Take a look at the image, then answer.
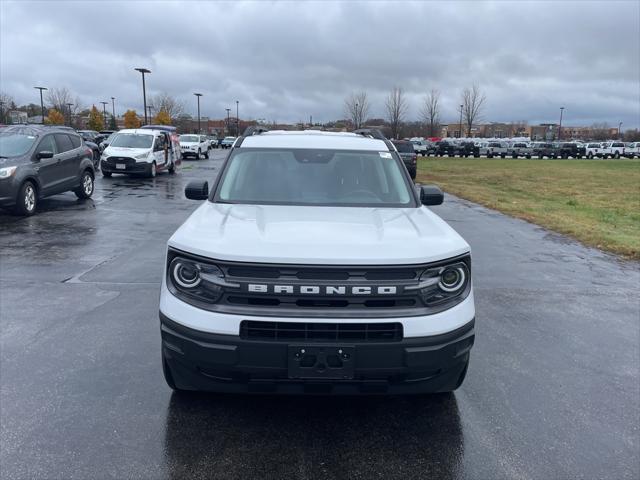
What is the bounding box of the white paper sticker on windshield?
[379,152,392,158]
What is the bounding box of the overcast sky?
[1,0,639,128]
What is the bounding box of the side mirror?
[36,151,54,160]
[185,180,209,200]
[420,185,444,206]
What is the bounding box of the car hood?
[104,146,150,156]
[169,203,470,265]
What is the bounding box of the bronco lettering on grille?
[247,284,398,295]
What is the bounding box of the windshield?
[109,133,153,149]
[0,133,38,157]
[393,142,415,153]
[180,135,200,143]
[216,148,414,207]
[223,137,236,142]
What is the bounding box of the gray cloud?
[1,0,639,128]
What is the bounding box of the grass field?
[416,157,640,259]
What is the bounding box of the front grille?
[240,320,403,342]
[166,249,471,318]
[106,156,135,166]
[218,262,421,313]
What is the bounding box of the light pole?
[111,96,116,124]
[618,122,623,140]
[147,106,153,123]
[34,86,47,124]
[458,104,463,138]
[225,108,231,135]
[236,100,239,136]
[194,93,203,134]
[66,103,73,127]
[0,101,5,124]
[134,67,151,124]
[558,106,564,141]
[355,102,359,129]
[100,101,108,129]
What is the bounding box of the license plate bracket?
[288,345,355,380]
[116,164,126,170]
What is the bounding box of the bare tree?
[149,92,184,120]
[461,85,486,137]
[46,87,74,112]
[344,91,370,129]
[420,89,440,137]
[0,92,15,123]
[590,122,611,141]
[385,86,408,139]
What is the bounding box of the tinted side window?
[393,142,414,153]
[54,133,73,153]
[36,135,58,154]
[68,134,81,149]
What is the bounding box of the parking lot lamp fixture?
[194,93,203,134]
[458,104,463,138]
[134,68,151,124]
[100,102,108,128]
[34,86,47,124]
[66,103,73,126]
[558,107,564,141]
[225,108,231,135]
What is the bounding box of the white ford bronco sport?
[159,128,475,394]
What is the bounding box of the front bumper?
[0,177,19,207]
[160,312,474,394]
[101,159,151,174]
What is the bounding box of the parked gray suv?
[0,125,95,216]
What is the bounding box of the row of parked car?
[0,123,231,216]
[409,138,639,159]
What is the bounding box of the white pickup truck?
[159,128,475,395]
[625,142,640,158]
[597,141,626,159]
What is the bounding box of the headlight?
[101,155,109,161]
[410,259,470,308]
[167,254,236,304]
[135,152,150,160]
[0,166,17,179]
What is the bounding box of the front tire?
[614,152,620,159]
[197,149,201,159]
[204,149,209,159]
[74,171,94,199]
[14,181,37,216]
[148,161,157,178]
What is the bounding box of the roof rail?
[353,128,395,151]
[242,126,269,137]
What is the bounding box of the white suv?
[159,128,475,394]
[179,134,209,159]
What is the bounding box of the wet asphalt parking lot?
[0,149,639,479]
